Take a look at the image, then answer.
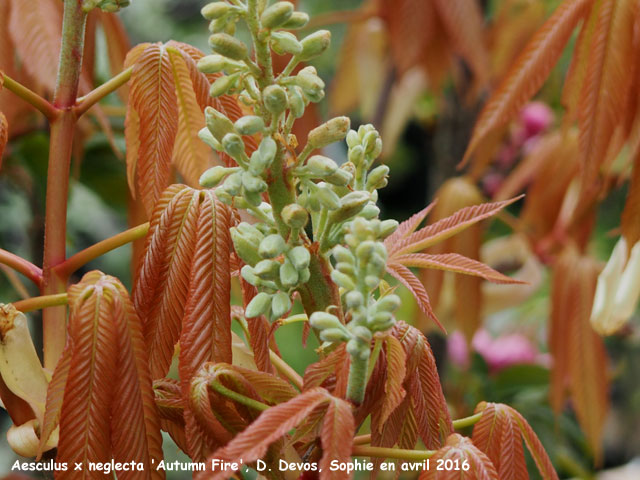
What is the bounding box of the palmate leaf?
[463,0,592,165]
[378,335,407,429]
[472,402,558,480]
[320,397,355,480]
[419,434,498,480]
[43,272,163,478]
[198,388,331,480]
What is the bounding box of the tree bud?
[209,73,239,97]
[198,54,228,74]
[205,106,236,142]
[364,275,380,289]
[332,245,355,264]
[331,270,356,290]
[271,31,303,55]
[366,165,390,190]
[309,311,343,330]
[271,291,292,319]
[336,262,355,276]
[306,155,339,177]
[296,68,325,100]
[254,259,280,281]
[298,30,331,61]
[379,219,398,239]
[232,229,262,267]
[199,127,222,150]
[243,189,262,207]
[263,85,289,115]
[325,169,352,187]
[330,191,370,223]
[348,145,365,166]
[376,294,400,313]
[222,133,245,158]
[320,328,351,343]
[234,116,265,135]
[222,171,243,196]
[288,86,306,118]
[287,246,311,271]
[346,291,364,309]
[369,312,394,332]
[259,234,287,259]
[201,2,231,20]
[281,11,309,29]
[360,203,380,219]
[261,1,294,29]
[316,185,341,210]
[307,117,350,149]
[246,292,272,318]
[351,325,373,342]
[258,136,278,165]
[209,33,248,60]
[282,204,309,229]
[346,130,359,148]
[240,171,267,193]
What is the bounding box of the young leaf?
[128,43,179,214]
[378,335,407,429]
[392,322,452,449]
[0,112,7,170]
[199,388,330,479]
[419,434,498,480]
[320,397,355,480]
[463,0,591,164]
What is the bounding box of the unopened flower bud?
[331,270,356,290]
[369,312,394,331]
[332,245,355,264]
[279,260,299,287]
[209,33,248,60]
[234,116,265,135]
[263,85,289,115]
[246,292,272,318]
[376,294,400,313]
[240,265,259,286]
[198,54,228,74]
[205,107,236,142]
[316,185,341,210]
[271,291,292,319]
[271,31,303,55]
[298,30,331,61]
[282,204,309,229]
[325,169,352,187]
[309,311,343,330]
[366,165,390,191]
[320,328,351,343]
[348,145,365,166]
[222,171,242,196]
[242,171,268,193]
[261,1,294,29]
[222,133,245,158]
[209,73,239,97]
[364,275,380,289]
[288,86,305,118]
[360,203,380,219]
[330,191,370,223]
[287,246,311,271]
[199,127,222,150]
[232,229,262,266]
[346,130,359,148]
[281,11,309,29]
[243,189,262,207]
[200,165,235,188]
[296,68,325,100]
[201,2,231,20]
[254,259,280,281]
[379,219,398,239]
[258,136,278,165]
[351,325,373,342]
[308,117,350,150]
[259,234,287,259]
[306,155,339,177]
[336,262,355,276]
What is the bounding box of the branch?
[55,222,150,277]
[74,66,133,117]
[452,412,483,430]
[12,294,68,314]
[0,249,43,286]
[209,381,270,412]
[269,350,303,390]
[1,74,58,120]
[352,445,436,461]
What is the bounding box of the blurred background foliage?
[2,0,640,478]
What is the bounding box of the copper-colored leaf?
[384,202,436,247]
[38,348,71,458]
[621,156,640,246]
[0,112,7,169]
[303,345,349,393]
[133,185,199,379]
[392,322,452,449]
[199,388,330,480]
[8,0,61,93]
[378,335,407,429]
[419,434,498,480]
[578,0,635,189]
[319,397,355,480]
[128,43,179,214]
[463,0,591,164]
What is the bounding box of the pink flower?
[520,101,554,138]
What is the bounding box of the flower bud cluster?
[231,222,311,321]
[83,0,129,12]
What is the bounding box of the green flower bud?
[201,2,231,20]
[200,165,236,188]
[371,138,383,158]
[360,203,380,219]
[209,73,239,97]
[271,291,292,319]
[331,270,356,290]
[199,127,222,150]
[332,245,355,264]
[261,1,294,29]
[366,165,390,191]
[320,328,351,343]
[296,68,325,100]
[249,151,269,175]
[240,265,260,286]
[282,204,309,229]
[242,171,268,193]
[243,189,263,207]
[234,116,265,135]
[281,11,309,29]
[325,169,353,187]
[351,325,373,342]
[330,191,370,223]
[364,275,380,289]
[346,291,364,309]
[306,155,339,177]
[215,190,232,204]
[308,117,350,150]
[279,259,299,288]
[222,133,245,158]
[288,86,305,118]
[93,0,129,13]
[271,31,303,55]
[379,219,398,239]
[299,266,311,284]
[259,234,287,259]
[254,259,280,281]
[376,294,401,313]
[316,185,341,210]
[336,262,355,276]
[346,130,359,148]
[369,312,394,331]
[246,292,272,318]
[223,171,243,196]
[287,246,311,271]
[205,107,236,142]
[348,145,365,166]
[355,241,376,262]
[197,54,228,74]
[258,136,278,165]
[298,30,331,61]
[363,130,380,154]
[263,85,288,116]
[209,33,248,60]
[309,311,343,330]
[232,227,263,265]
